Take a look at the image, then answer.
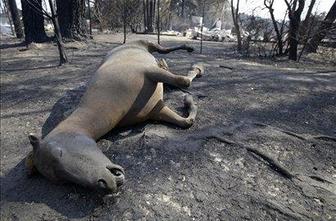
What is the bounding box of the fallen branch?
[219,65,234,70]
[260,199,303,220]
[245,146,294,179]
[254,122,336,143]
[208,135,294,179]
[254,122,306,140]
[313,135,336,142]
[207,135,236,145]
[309,175,333,184]
[281,130,306,140]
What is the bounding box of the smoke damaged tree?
[87,0,92,36]
[264,0,284,55]
[123,0,126,43]
[7,0,24,38]
[306,1,336,53]
[20,0,67,64]
[92,0,142,33]
[48,0,67,64]
[231,0,242,51]
[298,0,316,43]
[1,0,15,35]
[302,0,316,31]
[21,0,48,43]
[284,0,305,61]
[143,0,156,33]
[56,0,87,39]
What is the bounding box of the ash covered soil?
[1,34,336,220]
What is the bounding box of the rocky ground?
[1,34,335,220]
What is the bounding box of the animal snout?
[107,166,125,187]
[97,165,125,192]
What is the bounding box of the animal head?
[26,133,125,193]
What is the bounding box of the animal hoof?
[192,63,205,77]
[184,118,195,128]
[184,95,194,106]
[187,47,194,52]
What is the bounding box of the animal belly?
[117,82,163,127]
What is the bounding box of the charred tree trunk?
[48,0,67,65]
[143,0,155,33]
[285,0,305,61]
[306,1,336,53]
[2,0,15,35]
[300,0,316,42]
[181,0,185,18]
[302,0,316,27]
[123,0,126,44]
[93,0,104,32]
[200,0,205,53]
[231,0,242,51]
[56,0,87,39]
[7,0,24,38]
[264,0,283,55]
[157,0,160,44]
[149,0,154,32]
[143,0,147,31]
[21,0,48,44]
[87,0,92,36]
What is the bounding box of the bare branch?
[283,0,291,10]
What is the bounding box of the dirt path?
[1,34,335,220]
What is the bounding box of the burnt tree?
[7,0,24,38]
[143,0,156,33]
[284,0,305,61]
[157,0,160,44]
[48,0,67,64]
[87,0,92,36]
[2,0,15,35]
[56,0,87,39]
[306,1,336,53]
[21,0,48,43]
[302,0,316,28]
[264,0,284,55]
[123,0,126,43]
[299,0,316,42]
[231,0,242,51]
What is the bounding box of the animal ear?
[25,151,38,176]
[28,134,40,151]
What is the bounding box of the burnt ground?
[1,34,336,221]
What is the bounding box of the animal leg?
[150,95,197,128]
[147,41,194,54]
[146,63,204,88]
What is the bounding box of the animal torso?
[27,40,199,193]
[47,41,163,140]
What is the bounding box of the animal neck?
[45,131,96,147]
[47,107,115,141]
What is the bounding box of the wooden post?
[157,0,160,44]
